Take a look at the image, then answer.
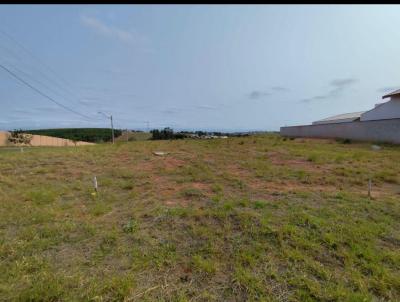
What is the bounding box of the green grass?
[0,134,400,301]
[115,131,152,142]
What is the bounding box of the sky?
[0,4,400,132]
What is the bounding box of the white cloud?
[81,15,153,52]
[81,15,133,43]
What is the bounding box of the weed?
[307,153,318,162]
[180,188,204,199]
[89,201,111,216]
[120,180,134,190]
[253,200,267,209]
[123,218,139,233]
[192,255,217,275]
[25,188,57,204]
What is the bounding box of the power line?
[0,58,100,122]
[0,29,83,102]
[0,42,84,107]
[0,30,154,128]
[0,62,95,121]
[0,30,147,128]
[0,31,103,120]
[1,58,82,107]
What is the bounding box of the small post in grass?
[368,178,372,198]
[93,176,98,192]
[20,147,24,153]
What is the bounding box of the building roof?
[313,111,365,124]
[382,88,400,99]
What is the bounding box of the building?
[312,111,366,125]
[280,89,400,144]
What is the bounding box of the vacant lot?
[1,134,400,301]
[116,131,152,142]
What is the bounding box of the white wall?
[0,131,94,147]
[361,97,400,121]
[280,119,400,144]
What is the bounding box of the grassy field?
[115,131,152,142]
[1,134,400,301]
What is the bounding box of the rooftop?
[382,88,400,99]
[313,111,365,124]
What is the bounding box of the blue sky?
[1,5,400,131]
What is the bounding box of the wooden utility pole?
[110,115,115,144]
[98,111,115,144]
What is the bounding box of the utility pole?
[98,111,115,144]
[110,115,115,144]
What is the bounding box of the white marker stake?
[93,176,98,192]
[20,147,23,153]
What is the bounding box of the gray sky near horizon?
[0,5,400,131]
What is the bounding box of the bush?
[8,129,33,145]
[150,128,187,140]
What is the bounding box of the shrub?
[8,129,33,145]
[122,218,139,233]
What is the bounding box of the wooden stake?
[93,176,98,192]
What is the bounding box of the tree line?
[23,128,122,143]
[150,127,250,140]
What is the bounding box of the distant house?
[312,111,366,125]
[361,89,400,122]
[280,89,400,144]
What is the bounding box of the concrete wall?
[0,131,9,146]
[280,118,400,144]
[0,131,94,147]
[361,97,400,121]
